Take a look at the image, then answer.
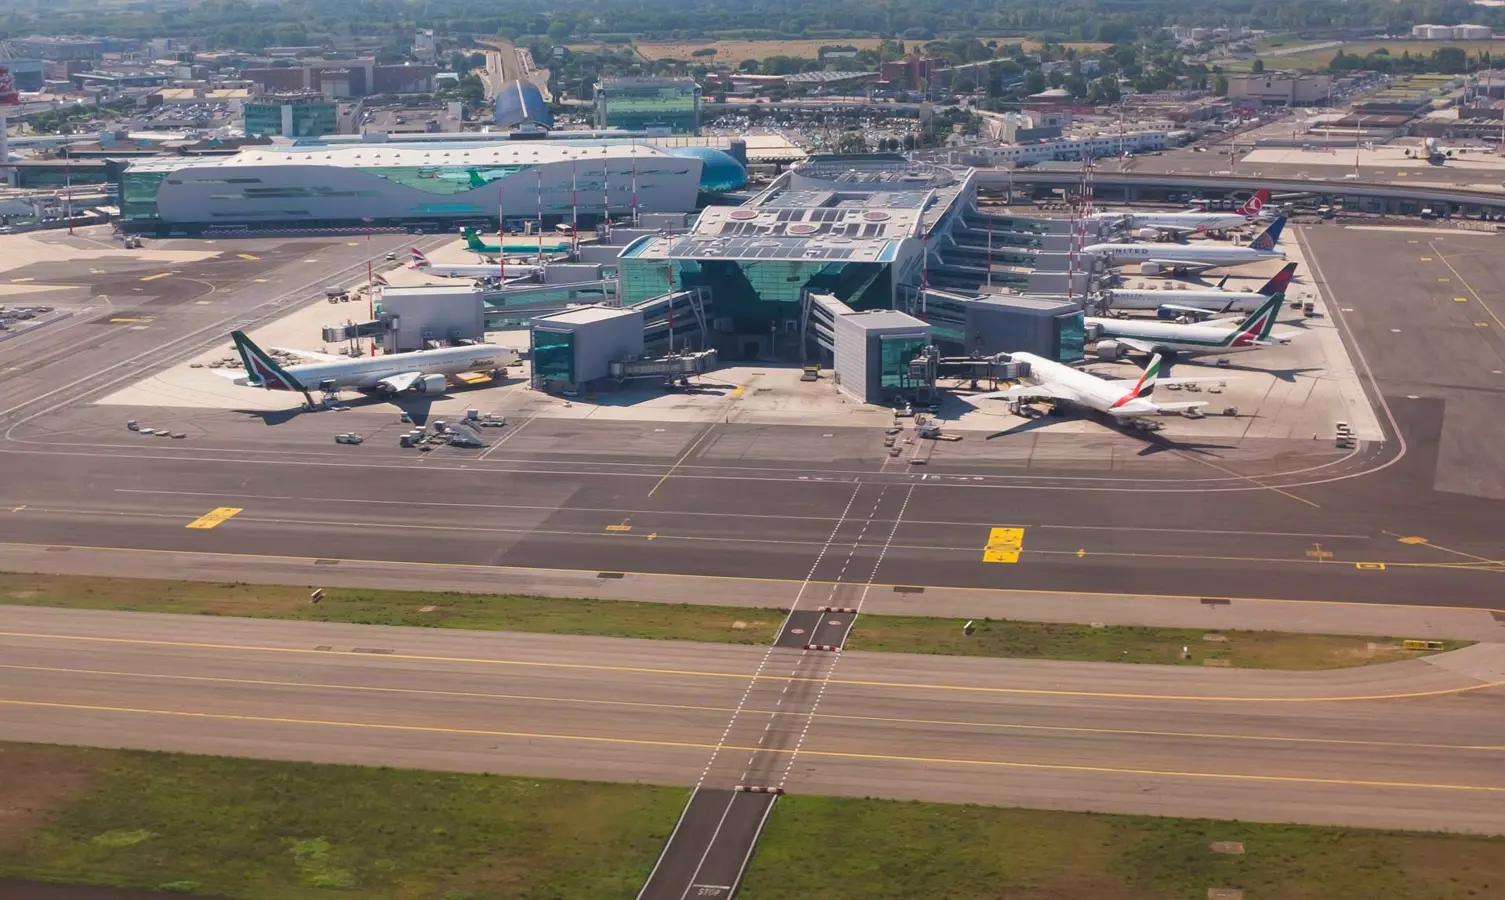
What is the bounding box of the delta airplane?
[1082,217,1287,276]
[1085,290,1299,361]
[1092,189,1271,239]
[973,352,1211,418]
[1098,262,1298,316]
[220,330,519,408]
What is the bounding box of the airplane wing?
[1150,224,1198,236]
[1107,336,1161,355]
[272,346,343,363]
[1157,304,1235,320]
[1144,259,1216,273]
[375,371,424,393]
[1108,401,1207,417]
[972,383,1078,404]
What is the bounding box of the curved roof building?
[667,147,747,192]
[495,80,553,130]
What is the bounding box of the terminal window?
[532,329,575,384]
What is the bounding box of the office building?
[595,77,701,134]
[243,92,338,138]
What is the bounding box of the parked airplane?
[461,227,570,256]
[221,330,519,408]
[1097,262,1298,316]
[1082,217,1286,275]
[1085,290,1298,361]
[1093,190,1271,239]
[409,248,544,279]
[1406,137,1462,165]
[973,352,1210,418]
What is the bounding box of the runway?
[3,607,1503,835]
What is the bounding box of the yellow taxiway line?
[1,697,1500,795]
[0,631,1499,704]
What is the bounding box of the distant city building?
[239,59,438,98]
[243,92,337,138]
[1226,73,1333,106]
[595,77,701,134]
[413,29,437,62]
[880,55,949,90]
[1412,24,1492,39]
[12,35,133,60]
[0,59,45,92]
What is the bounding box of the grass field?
[843,615,1463,669]
[6,744,1503,900]
[1238,39,1502,71]
[570,37,1110,64]
[0,742,682,899]
[741,795,1505,900]
[0,572,1464,670]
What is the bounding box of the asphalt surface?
[2,607,1501,836]
[0,226,1500,607]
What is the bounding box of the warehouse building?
[116,139,708,233]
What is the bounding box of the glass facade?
[531,329,576,384]
[619,257,890,332]
[879,335,928,391]
[1056,312,1085,363]
[243,98,337,138]
[596,81,701,134]
[120,170,169,223]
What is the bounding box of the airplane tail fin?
[461,227,487,251]
[1112,354,1164,408]
[1226,292,1284,347]
[1235,188,1270,218]
[409,247,430,267]
[1215,274,1229,289]
[1257,262,1298,297]
[1249,216,1286,251]
[231,330,307,394]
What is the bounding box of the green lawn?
[0,572,1465,670]
[1238,40,1502,71]
[741,795,1505,900]
[0,742,683,899]
[844,615,1465,669]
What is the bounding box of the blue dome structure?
[494,80,553,130]
[669,147,748,193]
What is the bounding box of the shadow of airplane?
[1186,362,1323,384]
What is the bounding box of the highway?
[2,607,1502,834]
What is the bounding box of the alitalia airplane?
[1085,290,1298,361]
[1098,262,1298,317]
[220,330,519,408]
[1083,216,1286,276]
[973,352,1213,418]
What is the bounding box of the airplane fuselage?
[235,345,516,392]
[1082,243,1285,269]
[1100,289,1272,312]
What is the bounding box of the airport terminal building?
[116,139,714,233]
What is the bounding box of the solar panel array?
[667,234,872,261]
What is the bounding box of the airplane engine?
[416,374,448,394]
[1139,262,1162,276]
[1095,340,1127,361]
[1136,227,1160,241]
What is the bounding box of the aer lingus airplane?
[408,248,542,279]
[1084,289,1298,361]
[973,352,1214,418]
[220,330,519,408]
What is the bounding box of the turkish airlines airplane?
[1091,190,1272,239]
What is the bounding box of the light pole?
[362,216,375,355]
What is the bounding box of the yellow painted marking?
[5,541,1502,618]
[1408,240,1419,244]
[1439,277,1451,283]
[1478,322,1491,328]
[1429,244,1505,334]
[139,272,171,281]
[1397,536,1429,545]
[10,277,35,283]
[347,242,360,246]
[108,317,144,324]
[237,253,260,261]
[1456,297,1468,303]
[185,507,243,529]
[11,506,24,512]
[729,385,746,398]
[253,278,268,283]
[4,629,1498,703]
[1356,562,1387,571]
[605,524,633,532]
[1305,543,1333,561]
[6,662,1502,755]
[1,697,1502,794]
[1420,256,1433,262]
[983,526,1024,563]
